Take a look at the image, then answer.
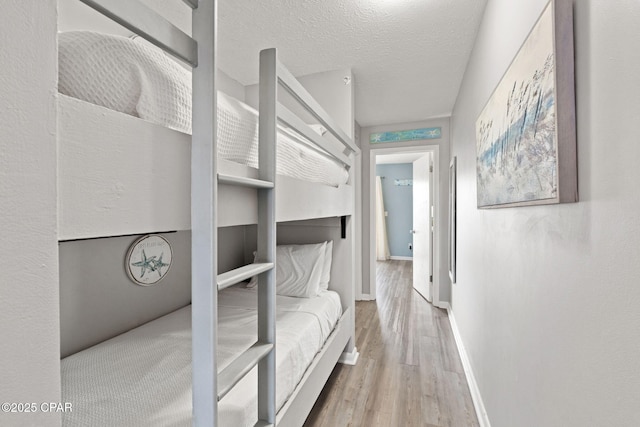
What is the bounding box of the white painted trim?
[338,347,359,365]
[354,153,364,306]
[370,145,440,306]
[435,301,450,311]
[447,308,491,427]
[389,256,413,261]
[357,294,374,301]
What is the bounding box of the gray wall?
[450,0,640,425]
[0,1,61,426]
[59,227,248,358]
[360,118,450,301]
[375,164,413,258]
[59,232,192,358]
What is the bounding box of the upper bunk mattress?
[61,287,342,427]
[58,31,349,187]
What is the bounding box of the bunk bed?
[57,0,359,426]
[57,30,355,240]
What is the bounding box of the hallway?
[304,260,479,427]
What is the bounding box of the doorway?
[369,146,440,305]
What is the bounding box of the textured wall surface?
[0,1,61,426]
[450,0,640,425]
[376,163,413,258]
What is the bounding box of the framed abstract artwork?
[475,0,577,208]
[370,127,441,144]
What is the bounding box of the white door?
[412,155,432,301]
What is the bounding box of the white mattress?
[58,31,349,187]
[61,287,342,427]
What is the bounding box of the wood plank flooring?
[304,260,479,427]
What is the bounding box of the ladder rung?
[218,342,274,401]
[218,173,274,189]
[217,263,274,290]
[254,421,274,427]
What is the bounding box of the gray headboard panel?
[59,231,192,358]
[60,227,249,358]
[243,217,354,315]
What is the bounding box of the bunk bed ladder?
[192,2,277,426]
[197,42,278,427]
[204,48,278,427]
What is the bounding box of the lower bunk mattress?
[61,287,342,426]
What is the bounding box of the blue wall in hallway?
[376,163,413,258]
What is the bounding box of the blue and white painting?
[370,127,441,144]
[476,3,557,207]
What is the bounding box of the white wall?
[450,0,640,425]
[0,2,61,426]
[360,118,450,301]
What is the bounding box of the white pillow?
[275,242,326,298]
[246,243,327,297]
[319,241,333,291]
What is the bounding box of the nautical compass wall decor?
[126,234,173,286]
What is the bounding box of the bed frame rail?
[77,0,197,65]
[277,103,352,167]
[275,59,360,159]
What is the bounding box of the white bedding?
[58,31,349,187]
[61,287,342,427]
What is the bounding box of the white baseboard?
[338,347,359,366]
[357,294,374,301]
[447,308,491,427]
[389,256,413,261]
[435,301,451,310]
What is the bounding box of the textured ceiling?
[218,0,487,127]
[59,0,487,127]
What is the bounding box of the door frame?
[412,152,433,302]
[369,145,440,306]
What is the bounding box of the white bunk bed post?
[257,48,278,425]
[190,0,218,425]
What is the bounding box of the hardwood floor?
[304,260,479,427]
